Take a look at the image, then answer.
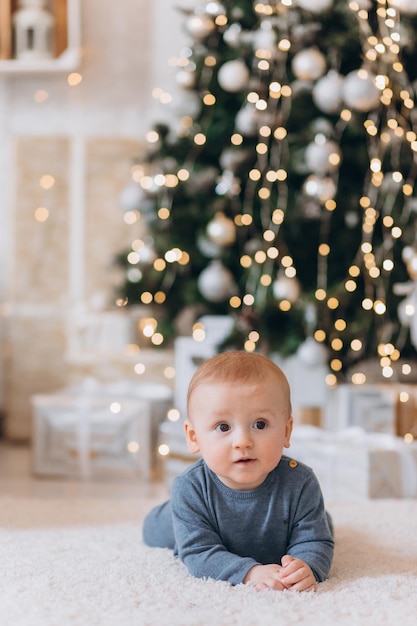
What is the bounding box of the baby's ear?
[184,421,200,454]
[284,416,293,448]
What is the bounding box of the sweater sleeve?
[171,474,258,585]
[286,470,334,582]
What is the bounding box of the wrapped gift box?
[31,378,173,479]
[31,388,155,479]
[290,426,417,501]
[324,383,417,437]
[324,384,396,434]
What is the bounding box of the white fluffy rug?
[1,496,417,626]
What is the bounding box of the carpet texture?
[1,496,416,626]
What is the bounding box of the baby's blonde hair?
[187,350,292,417]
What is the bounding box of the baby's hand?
[279,555,317,592]
[243,564,287,591]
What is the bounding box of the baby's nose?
[233,428,254,447]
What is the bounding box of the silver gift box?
[31,392,152,478]
[290,426,417,501]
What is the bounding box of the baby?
[143,350,334,591]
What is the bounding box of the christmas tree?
[116,0,417,383]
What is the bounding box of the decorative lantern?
[13,0,55,61]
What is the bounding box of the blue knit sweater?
[143,456,334,586]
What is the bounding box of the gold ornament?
[206,212,236,247]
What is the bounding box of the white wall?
[0,0,184,291]
[0,0,187,431]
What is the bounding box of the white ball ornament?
[235,105,258,136]
[297,337,328,366]
[312,71,344,114]
[272,275,301,303]
[305,139,342,174]
[217,59,250,93]
[295,0,333,12]
[185,14,216,41]
[197,260,235,302]
[291,48,327,81]
[206,212,236,247]
[342,70,380,112]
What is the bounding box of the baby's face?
[185,376,293,490]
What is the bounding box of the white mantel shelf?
[0,48,81,74]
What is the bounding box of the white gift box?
[290,426,417,501]
[84,379,173,478]
[32,378,173,479]
[31,384,160,479]
[324,384,396,434]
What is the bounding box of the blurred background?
[1,0,417,500]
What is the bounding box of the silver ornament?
[342,70,380,112]
[185,14,216,41]
[305,138,341,175]
[197,260,236,302]
[235,105,259,136]
[291,48,327,81]
[312,71,344,114]
[218,59,250,93]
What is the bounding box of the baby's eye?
[253,420,267,430]
[215,423,231,433]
